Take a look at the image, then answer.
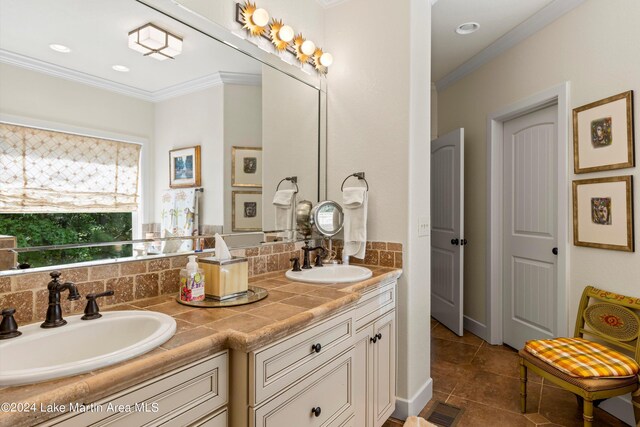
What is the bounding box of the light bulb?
[301,40,315,56]
[251,8,269,27]
[320,52,333,67]
[278,25,294,42]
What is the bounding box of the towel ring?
[276,176,299,193]
[340,172,369,192]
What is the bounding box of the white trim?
[486,82,570,345]
[0,49,261,102]
[599,394,635,426]
[391,378,433,419]
[435,0,584,91]
[463,315,488,341]
[0,114,148,145]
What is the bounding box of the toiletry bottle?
[179,255,205,302]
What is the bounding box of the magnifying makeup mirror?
[310,201,344,237]
[310,201,343,264]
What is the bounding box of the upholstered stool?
[403,416,437,427]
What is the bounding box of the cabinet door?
[352,326,374,427]
[373,311,395,427]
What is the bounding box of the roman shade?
[0,123,141,213]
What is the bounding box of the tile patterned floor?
[383,319,629,427]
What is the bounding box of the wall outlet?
[418,216,430,237]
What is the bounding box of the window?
[0,123,141,268]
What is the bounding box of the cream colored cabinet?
[230,279,398,427]
[353,282,397,427]
[43,351,229,427]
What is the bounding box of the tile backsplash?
[0,240,402,324]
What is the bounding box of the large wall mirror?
[0,0,326,272]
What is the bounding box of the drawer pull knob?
[311,343,322,353]
[311,407,322,417]
[370,336,377,344]
[376,332,382,341]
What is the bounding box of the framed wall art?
[573,175,634,252]
[232,146,262,187]
[169,145,201,188]
[573,91,634,173]
[232,190,262,231]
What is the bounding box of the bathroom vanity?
[0,268,400,427]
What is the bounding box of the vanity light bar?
[235,1,332,74]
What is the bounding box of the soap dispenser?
[179,255,205,302]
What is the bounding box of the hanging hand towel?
[342,187,368,259]
[273,189,296,232]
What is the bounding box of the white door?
[503,105,558,349]
[430,129,464,336]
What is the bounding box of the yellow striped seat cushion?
[525,337,639,378]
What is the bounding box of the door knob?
[311,407,322,417]
[311,343,322,353]
[460,239,468,246]
[451,238,459,245]
[552,247,558,255]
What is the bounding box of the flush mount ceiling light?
[455,22,480,35]
[112,65,130,72]
[240,1,269,37]
[128,23,183,61]
[49,44,71,53]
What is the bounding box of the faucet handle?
[290,257,301,272]
[0,308,21,339]
[314,248,326,267]
[49,271,61,280]
[82,290,115,320]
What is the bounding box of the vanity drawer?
[47,351,228,427]
[355,281,396,330]
[190,408,227,427]
[250,309,354,405]
[251,349,354,427]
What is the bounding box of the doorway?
[486,83,570,346]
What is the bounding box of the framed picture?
[232,190,262,231]
[232,146,262,187]
[573,176,634,252]
[573,91,634,173]
[169,145,201,188]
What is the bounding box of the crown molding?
[0,49,261,102]
[435,0,585,92]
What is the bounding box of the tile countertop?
[0,266,402,427]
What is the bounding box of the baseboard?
[391,378,433,419]
[599,394,635,426]
[463,315,488,341]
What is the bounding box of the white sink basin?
[0,311,176,386]
[285,265,373,284]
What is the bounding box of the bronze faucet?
[41,271,80,328]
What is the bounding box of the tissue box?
[199,256,248,300]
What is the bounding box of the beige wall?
[261,65,319,231]
[437,0,640,328]
[223,83,263,232]
[0,63,154,140]
[325,0,432,415]
[154,86,225,227]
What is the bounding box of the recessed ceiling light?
[49,44,71,53]
[455,22,480,35]
[112,65,130,73]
